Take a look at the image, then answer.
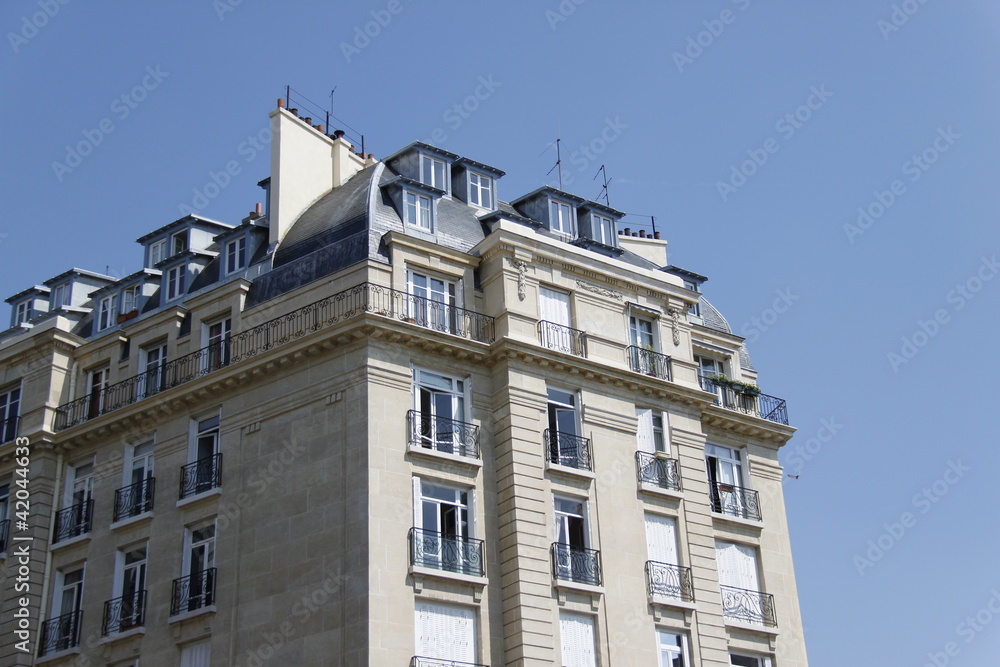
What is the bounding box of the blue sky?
[3,1,999,664]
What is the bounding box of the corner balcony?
[407,410,480,459]
[52,500,93,544]
[544,429,592,471]
[551,543,602,587]
[645,561,695,603]
[699,375,788,425]
[627,345,672,381]
[538,320,586,357]
[410,658,490,667]
[720,585,777,627]
[179,454,222,500]
[102,591,146,636]
[113,478,155,522]
[709,481,762,522]
[635,452,682,492]
[52,282,495,431]
[409,527,486,577]
[38,611,82,656]
[171,568,216,616]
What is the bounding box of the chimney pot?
[639,230,646,238]
[315,124,324,133]
[653,231,661,240]
[290,108,299,117]
[304,117,312,125]
[367,153,375,159]
[333,129,346,139]
[277,98,285,108]
[255,202,263,215]
[623,227,631,236]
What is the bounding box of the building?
[0,100,809,666]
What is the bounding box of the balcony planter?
[735,382,761,397]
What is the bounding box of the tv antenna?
[594,165,611,206]
[540,137,563,190]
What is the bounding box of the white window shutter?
[412,477,422,528]
[560,612,597,667]
[180,640,211,667]
[715,541,738,588]
[661,410,672,454]
[540,288,570,326]
[735,543,760,592]
[636,408,655,453]
[415,602,476,662]
[644,513,677,565]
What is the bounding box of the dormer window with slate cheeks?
[50,283,68,310]
[13,301,29,326]
[549,199,577,238]
[165,265,186,301]
[452,157,504,211]
[468,172,494,209]
[404,190,434,232]
[172,231,188,256]
[148,240,166,268]
[420,154,449,194]
[225,236,247,275]
[97,294,118,332]
[592,214,614,246]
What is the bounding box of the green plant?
[735,382,761,396]
[706,373,731,387]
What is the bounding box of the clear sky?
[3,1,1000,664]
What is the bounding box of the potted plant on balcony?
[735,381,761,397]
[706,373,732,389]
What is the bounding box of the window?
[43,566,84,654]
[172,231,188,256]
[646,514,690,601]
[404,191,433,231]
[87,367,109,419]
[553,495,599,585]
[1,385,20,443]
[107,544,147,633]
[181,416,220,498]
[122,285,139,314]
[645,514,678,567]
[468,171,493,208]
[176,522,216,614]
[149,240,166,266]
[412,369,468,455]
[696,355,726,393]
[559,612,597,667]
[420,154,448,190]
[407,271,457,333]
[593,214,614,245]
[706,444,759,519]
[51,284,67,309]
[14,301,29,325]
[414,601,477,664]
[550,199,576,236]
[731,654,772,667]
[547,387,588,468]
[115,441,154,521]
[636,408,668,454]
[684,281,701,317]
[225,237,247,274]
[180,640,212,667]
[98,294,118,331]
[139,343,168,398]
[539,287,575,354]
[716,540,769,626]
[630,313,656,349]
[205,318,231,370]
[166,266,186,301]
[657,630,689,667]
[0,484,9,551]
[412,478,480,574]
[57,461,94,540]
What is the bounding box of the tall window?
[180,640,212,667]
[645,514,678,567]
[404,191,433,231]
[172,231,188,256]
[657,630,689,667]
[185,416,221,497]
[414,601,477,664]
[140,343,168,398]
[122,285,139,314]
[407,271,457,333]
[226,237,247,274]
[468,172,493,208]
[547,387,582,467]
[206,318,232,370]
[47,566,84,651]
[716,541,767,625]
[593,214,614,245]
[87,367,109,419]
[64,461,94,525]
[1,385,20,443]
[413,369,467,454]
[420,154,448,190]
[550,200,576,236]
[51,284,67,309]
[180,522,216,612]
[111,544,147,632]
[684,280,701,317]
[116,441,154,520]
[559,612,597,667]
[98,294,118,331]
[166,266,186,301]
[539,287,574,353]
[636,408,668,454]
[14,301,29,325]
[706,443,755,518]
[149,240,166,267]
[412,478,476,574]
[696,355,726,392]
[553,495,598,584]
[0,484,9,551]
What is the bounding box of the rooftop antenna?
[593,164,611,206]
[543,137,563,190]
[326,86,337,136]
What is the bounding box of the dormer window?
[165,266,185,301]
[420,155,448,192]
[225,237,246,274]
[550,200,576,237]
[97,294,118,331]
[592,214,614,245]
[468,172,494,209]
[405,191,433,232]
[149,240,166,267]
[172,231,187,256]
[684,280,701,317]
[51,284,67,309]
[14,301,29,326]
[122,286,139,314]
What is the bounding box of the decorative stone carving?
[575,280,623,301]
[508,258,528,300]
[667,307,682,346]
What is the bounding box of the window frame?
[225,237,247,275]
[1,384,21,443]
[121,285,139,314]
[404,190,434,232]
[420,154,449,193]
[165,265,186,301]
[558,611,598,667]
[172,231,188,256]
[592,214,615,245]
[657,629,690,667]
[412,368,469,453]
[414,600,478,664]
[549,198,577,237]
[98,294,118,331]
[148,240,166,267]
[468,171,494,209]
[14,300,29,325]
[51,284,67,310]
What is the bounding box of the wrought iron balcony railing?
[171,568,217,615]
[0,518,9,553]
[410,658,490,667]
[645,560,695,602]
[551,542,602,586]
[635,452,682,492]
[408,527,486,577]
[709,481,762,522]
[53,282,496,431]
[1,415,19,443]
[720,584,777,627]
[179,453,222,499]
[102,590,146,635]
[407,410,480,459]
[544,429,592,471]
[538,320,586,357]
[53,499,93,544]
[699,376,788,425]
[627,346,672,381]
[113,477,155,522]
[38,610,82,656]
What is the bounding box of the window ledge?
[98,626,145,645]
[711,512,764,530]
[724,618,780,636]
[648,594,697,611]
[407,445,483,469]
[36,646,81,664]
[50,533,91,552]
[553,579,605,597]
[110,511,153,530]
[169,604,217,625]
[409,565,488,588]
[639,483,684,500]
[176,487,222,508]
[545,461,596,480]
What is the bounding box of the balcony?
[720,585,777,627]
[545,429,592,471]
[53,500,93,544]
[551,543,602,586]
[407,410,480,459]
[113,478,155,522]
[627,346,672,381]
[53,282,495,431]
[410,658,490,667]
[538,320,586,357]
[102,591,146,636]
[645,561,695,603]
[179,454,222,500]
[699,376,788,425]
[1,415,19,443]
[0,518,8,552]
[171,568,216,615]
[709,482,762,522]
[635,452,682,492]
[409,527,486,577]
[38,610,82,656]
